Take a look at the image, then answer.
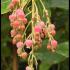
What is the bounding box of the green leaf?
[56,42,69,57]
[1,0,29,14]
[44,0,69,10]
[35,40,69,69]
[49,0,69,9]
[39,61,51,70]
[1,0,11,14]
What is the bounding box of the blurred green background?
[1,0,69,70]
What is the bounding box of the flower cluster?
[34,21,45,47]
[9,9,27,45]
[9,0,58,70]
[34,20,57,52]
[9,7,28,58]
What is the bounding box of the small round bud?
[12,38,17,45]
[47,44,51,50]
[10,29,17,37]
[18,25,25,31]
[14,34,22,41]
[51,40,57,48]
[8,2,14,9]
[20,52,28,59]
[12,0,20,4]
[22,18,27,24]
[39,21,45,28]
[16,9,25,18]
[25,40,33,47]
[34,25,41,33]
[12,20,20,28]
[9,13,16,22]
[48,24,55,30]
[51,30,56,36]
[16,41,24,48]
[17,48,22,55]
[26,66,32,70]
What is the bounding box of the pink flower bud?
[15,34,22,40]
[16,9,25,18]
[8,2,14,9]
[25,40,33,47]
[9,13,16,22]
[34,25,41,33]
[12,38,17,45]
[12,20,20,28]
[48,24,55,30]
[21,52,28,59]
[35,32,40,41]
[40,33,44,38]
[47,44,51,49]
[17,48,22,55]
[10,29,16,37]
[12,0,20,4]
[39,21,45,28]
[22,18,27,24]
[51,30,56,36]
[18,25,25,31]
[51,40,57,48]
[26,66,32,70]
[16,41,24,48]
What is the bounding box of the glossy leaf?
[1,0,11,14]
[35,40,69,70]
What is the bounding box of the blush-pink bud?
[51,40,57,48]
[12,0,20,4]
[12,20,20,28]
[16,9,25,18]
[16,41,24,48]
[15,34,22,40]
[39,21,45,28]
[51,30,56,36]
[17,48,22,55]
[12,38,17,45]
[22,18,27,24]
[26,66,32,70]
[10,29,16,37]
[34,25,41,33]
[18,25,25,31]
[9,13,16,22]
[47,44,51,49]
[48,24,55,30]
[8,2,14,9]
[25,40,33,47]
[40,33,44,38]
